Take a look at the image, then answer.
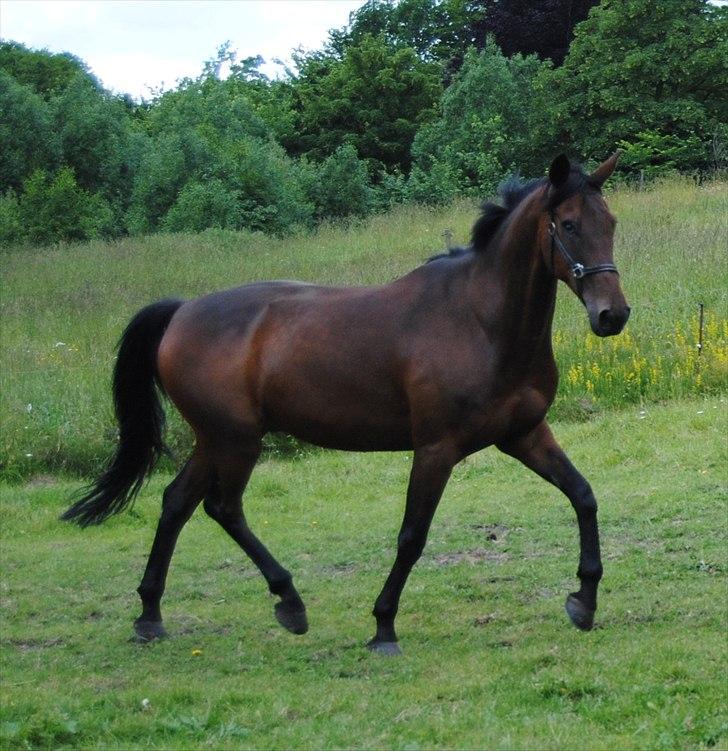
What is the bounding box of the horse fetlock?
[578,562,603,582]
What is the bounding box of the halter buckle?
[572,263,585,279]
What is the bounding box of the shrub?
[161,179,242,232]
[302,145,374,221]
[18,167,114,244]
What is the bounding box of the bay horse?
[64,154,630,655]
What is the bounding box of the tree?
[476,0,600,66]
[543,0,728,172]
[410,41,549,196]
[0,41,95,99]
[0,70,59,192]
[52,73,136,226]
[291,34,442,175]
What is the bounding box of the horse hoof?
[133,620,167,642]
[565,594,595,631]
[367,639,402,656]
[274,602,308,635]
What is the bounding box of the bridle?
[548,213,619,280]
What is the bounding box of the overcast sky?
[0,0,366,100]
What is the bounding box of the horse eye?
[562,220,577,234]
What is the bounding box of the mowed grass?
[1,177,726,479]
[1,398,726,750]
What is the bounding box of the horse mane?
[426,163,597,262]
[471,175,544,252]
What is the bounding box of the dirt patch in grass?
[431,548,510,566]
[7,637,66,651]
[470,523,510,542]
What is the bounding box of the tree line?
[0,0,725,246]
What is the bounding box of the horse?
[64,154,630,655]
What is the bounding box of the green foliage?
[2,2,726,247]
[227,137,314,234]
[0,69,58,191]
[126,132,207,234]
[404,159,460,205]
[292,33,442,174]
[53,73,136,229]
[302,145,374,221]
[0,40,93,99]
[161,179,241,233]
[617,130,710,177]
[543,0,728,172]
[411,41,549,196]
[0,191,24,246]
[18,167,114,244]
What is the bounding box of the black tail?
[62,299,184,527]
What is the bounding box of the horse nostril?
[598,309,615,329]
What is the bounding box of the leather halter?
[548,216,619,280]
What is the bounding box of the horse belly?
[263,378,412,451]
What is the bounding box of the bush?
[19,167,114,244]
[0,190,24,246]
[302,145,374,221]
[404,160,460,206]
[161,179,242,232]
[618,130,715,178]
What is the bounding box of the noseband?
[548,216,619,280]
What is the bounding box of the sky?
[0,0,366,100]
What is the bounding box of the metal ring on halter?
[548,220,619,280]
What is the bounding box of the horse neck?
[470,198,557,354]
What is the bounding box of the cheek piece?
[548,216,619,280]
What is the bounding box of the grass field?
[1,398,726,750]
[1,178,727,749]
[1,177,726,480]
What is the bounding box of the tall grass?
[1,177,726,480]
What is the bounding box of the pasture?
[0,177,726,749]
[1,399,726,749]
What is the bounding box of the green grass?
[1,398,727,750]
[1,177,726,480]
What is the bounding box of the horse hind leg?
[203,445,308,635]
[134,451,212,641]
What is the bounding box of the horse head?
[545,153,631,337]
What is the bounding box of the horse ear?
[590,151,620,188]
[548,154,571,188]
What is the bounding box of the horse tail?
[62,298,184,527]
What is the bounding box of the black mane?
[428,164,597,262]
[471,175,544,252]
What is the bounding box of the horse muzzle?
[588,303,631,337]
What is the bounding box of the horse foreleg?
[134,452,211,641]
[498,420,603,630]
[369,443,456,655]
[203,447,308,636]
